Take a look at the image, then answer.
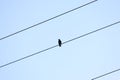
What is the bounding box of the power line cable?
[0,0,97,41]
[0,21,120,69]
[91,68,120,80]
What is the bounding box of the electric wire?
[0,0,97,41]
[0,21,120,69]
[91,68,120,80]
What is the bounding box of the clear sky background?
[0,0,120,80]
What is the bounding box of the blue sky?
[0,0,120,80]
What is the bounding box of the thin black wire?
[0,0,97,41]
[63,21,120,44]
[0,45,58,68]
[0,21,120,69]
[91,68,120,80]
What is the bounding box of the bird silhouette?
[58,39,62,47]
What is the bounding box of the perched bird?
[58,39,62,47]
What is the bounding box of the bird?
[58,39,62,47]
